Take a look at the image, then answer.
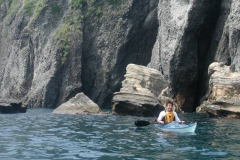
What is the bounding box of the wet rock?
[112,64,167,117]
[0,99,27,114]
[53,93,100,115]
[196,62,240,118]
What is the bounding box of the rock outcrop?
[0,0,240,117]
[112,64,167,116]
[148,0,222,111]
[0,99,27,113]
[81,0,159,108]
[196,62,240,118]
[0,0,158,109]
[0,0,83,108]
[211,0,240,73]
[53,92,100,114]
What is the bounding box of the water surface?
[0,109,239,159]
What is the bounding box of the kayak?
[155,121,197,133]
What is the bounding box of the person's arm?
[157,111,165,124]
[173,112,185,124]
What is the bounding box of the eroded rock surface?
[197,62,240,118]
[148,0,222,111]
[0,0,158,109]
[112,64,167,116]
[0,99,27,113]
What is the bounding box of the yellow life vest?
[165,112,175,123]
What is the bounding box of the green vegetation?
[86,0,101,17]
[69,14,82,26]
[55,1,83,65]
[23,0,35,16]
[51,4,60,13]
[86,0,125,18]
[0,0,6,5]
[5,0,18,20]
[4,0,45,21]
[34,0,45,18]
[95,6,101,16]
[107,0,123,6]
[71,0,82,9]
[55,24,71,64]
[23,0,44,18]
[103,69,110,83]
[4,28,8,38]
[54,15,82,64]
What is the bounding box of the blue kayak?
[156,121,197,133]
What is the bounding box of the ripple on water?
[201,151,228,156]
[0,109,237,159]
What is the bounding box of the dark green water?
[0,109,239,160]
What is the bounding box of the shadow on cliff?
[81,0,159,109]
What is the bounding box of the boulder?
[197,62,240,118]
[112,64,168,117]
[53,93,100,115]
[0,99,27,114]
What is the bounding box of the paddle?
[134,120,153,127]
[134,120,185,127]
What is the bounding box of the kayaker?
[156,101,185,124]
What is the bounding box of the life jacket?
[164,112,175,123]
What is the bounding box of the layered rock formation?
[197,62,240,118]
[53,92,100,114]
[112,64,167,116]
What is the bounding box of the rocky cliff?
[0,0,158,108]
[0,0,240,115]
[0,0,83,108]
[148,0,240,113]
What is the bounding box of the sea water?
[0,109,238,159]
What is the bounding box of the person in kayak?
[157,101,185,124]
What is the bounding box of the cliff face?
[148,0,222,111]
[81,0,159,108]
[0,0,83,107]
[0,0,239,112]
[0,0,158,108]
[148,0,240,112]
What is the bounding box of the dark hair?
[166,100,173,106]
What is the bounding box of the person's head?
[165,101,173,112]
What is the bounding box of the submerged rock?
[197,62,240,118]
[53,93,100,115]
[112,64,167,117]
[0,99,27,114]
